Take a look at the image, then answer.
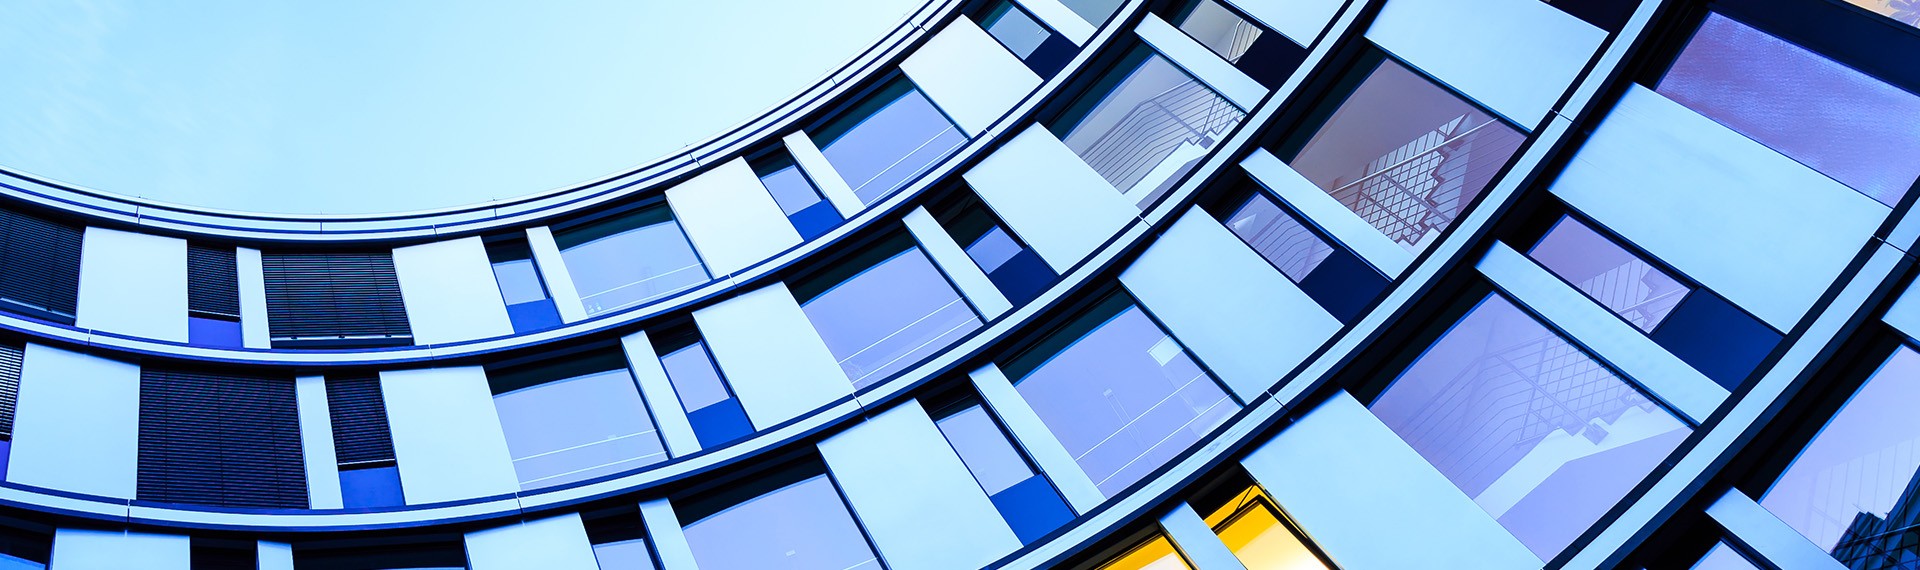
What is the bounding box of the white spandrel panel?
[1135,15,1266,110]
[963,125,1137,271]
[1366,0,1605,124]
[1241,392,1538,569]
[466,513,601,570]
[76,227,187,342]
[295,375,344,509]
[667,158,803,277]
[380,367,520,504]
[392,236,514,345]
[1551,87,1886,330]
[1120,208,1339,400]
[902,19,1043,135]
[693,283,851,429]
[1013,0,1096,44]
[237,247,271,349]
[819,401,1021,570]
[1226,0,1345,46]
[51,529,190,570]
[9,344,140,499]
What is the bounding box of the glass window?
[1527,216,1691,333]
[1005,294,1239,496]
[1051,48,1245,203]
[653,330,754,449]
[1691,542,1763,570]
[1369,294,1691,559]
[981,1,1052,60]
[1173,0,1263,63]
[1092,534,1193,570]
[680,460,881,570]
[1223,193,1335,283]
[339,465,404,508]
[1059,0,1127,27]
[1283,57,1524,252]
[1759,346,1920,566]
[555,205,709,315]
[795,235,984,389]
[931,190,1057,306]
[931,393,1075,543]
[488,352,668,490]
[585,507,657,570]
[811,78,968,206]
[1193,483,1328,570]
[487,238,564,333]
[1657,13,1920,207]
[1844,0,1920,28]
[752,151,842,240]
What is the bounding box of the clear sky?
[0,0,922,214]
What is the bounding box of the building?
[0,0,1911,568]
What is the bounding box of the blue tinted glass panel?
[786,201,843,241]
[339,465,404,509]
[1370,294,1690,559]
[685,400,754,449]
[0,555,37,570]
[492,257,550,306]
[815,81,967,205]
[1055,51,1244,198]
[187,316,243,348]
[593,538,657,570]
[505,300,564,334]
[1224,194,1333,282]
[1658,13,1920,207]
[1175,0,1264,63]
[759,160,827,216]
[935,404,1034,495]
[991,475,1075,544]
[493,369,667,489]
[661,342,731,411]
[1527,216,1690,333]
[1761,347,1920,565]
[981,2,1050,60]
[965,227,1025,274]
[683,474,880,570]
[557,209,709,315]
[1013,303,1237,495]
[803,247,983,389]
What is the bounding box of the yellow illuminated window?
[1095,534,1194,570]
[1198,485,1331,570]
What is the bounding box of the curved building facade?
[0,0,1915,568]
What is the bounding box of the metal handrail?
[1072,79,1242,192]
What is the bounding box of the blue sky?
[0,0,921,214]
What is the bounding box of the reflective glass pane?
[1176,0,1263,63]
[803,246,983,389]
[1691,543,1763,570]
[1286,58,1523,252]
[1013,301,1238,495]
[935,404,1034,495]
[1370,294,1690,558]
[557,209,709,315]
[1224,194,1334,282]
[1197,486,1327,570]
[683,474,880,570]
[592,538,657,570]
[1060,0,1127,26]
[1527,216,1690,333]
[756,156,826,216]
[0,556,37,570]
[1056,50,1245,199]
[1761,347,1920,565]
[493,369,667,489]
[982,2,1051,60]
[815,80,967,205]
[491,258,549,306]
[1096,535,1193,570]
[661,342,731,412]
[966,226,1025,274]
[1658,14,1920,207]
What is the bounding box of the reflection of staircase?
[1326,117,1523,252]
[1077,79,1243,195]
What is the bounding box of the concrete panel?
[963,125,1137,271]
[784,132,867,218]
[77,227,187,342]
[1367,0,1605,124]
[381,367,519,504]
[903,19,1044,135]
[51,529,189,570]
[667,159,804,277]
[9,344,141,499]
[528,227,588,323]
[1013,0,1097,44]
[693,283,850,429]
[392,237,514,345]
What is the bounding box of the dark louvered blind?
[325,373,395,467]
[138,366,307,509]
[187,244,240,319]
[0,343,21,441]
[0,210,81,320]
[262,252,411,347]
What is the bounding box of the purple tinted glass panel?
[491,257,549,306]
[935,403,1035,495]
[1224,194,1334,282]
[802,247,982,389]
[1014,306,1237,496]
[759,162,826,217]
[1526,216,1691,333]
[493,369,668,489]
[1370,294,1690,559]
[818,87,967,206]
[682,475,880,570]
[1760,347,1920,563]
[1287,59,1524,252]
[1843,1,1920,28]
[660,342,732,412]
[1058,53,1243,196]
[965,227,1025,274]
[1658,14,1920,207]
[1691,543,1762,570]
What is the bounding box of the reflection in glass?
[1174,0,1263,63]
[1369,294,1690,558]
[1059,0,1127,27]
[682,466,880,570]
[1658,13,1920,207]
[1691,542,1763,570]
[487,239,563,333]
[1761,347,1920,567]
[753,151,843,240]
[1196,485,1327,570]
[489,355,668,490]
[1224,193,1334,282]
[556,206,709,315]
[658,338,754,448]
[1052,48,1244,204]
[932,190,1057,305]
[1095,534,1193,570]
[1527,216,1691,333]
[799,238,983,389]
[813,78,968,206]
[1843,0,1920,28]
[933,396,1075,543]
[1008,296,1238,496]
[982,1,1051,60]
[1285,58,1523,253]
